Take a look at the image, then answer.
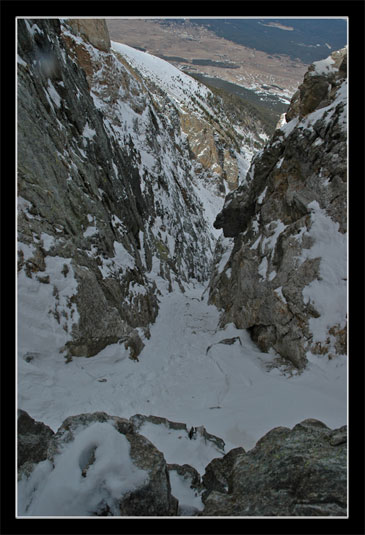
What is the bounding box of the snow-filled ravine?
[17,272,347,515]
[18,278,347,455]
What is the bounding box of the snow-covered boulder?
[18,411,178,516]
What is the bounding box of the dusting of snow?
[280,117,299,137]
[274,286,287,303]
[83,226,98,238]
[258,256,268,278]
[257,186,268,204]
[111,41,211,115]
[302,79,347,132]
[136,420,223,475]
[24,20,44,36]
[262,220,287,254]
[40,233,56,251]
[98,241,135,279]
[276,157,284,169]
[169,470,204,514]
[250,235,261,250]
[17,252,79,356]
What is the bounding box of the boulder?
[19,412,178,516]
[17,412,347,517]
[200,419,347,516]
[286,47,347,121]
[201,446,245,500]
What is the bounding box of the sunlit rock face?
[179,111,239,190]
[68,19,111,52]
[209,49,347,369]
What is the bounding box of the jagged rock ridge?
[209,48,347,369]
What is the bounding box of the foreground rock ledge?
[18,411,347,516]
[200,418,347,516]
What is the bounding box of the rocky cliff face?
[209,48,347,369]
[17,19,264,362]
[18,19,154,360]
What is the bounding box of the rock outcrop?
[179,105,242,190]
[209,48,347,368]
[18,411,347,517]
[286,47,347,122]
[18,409,55,474]
[68,19,111,52]
[200,418,347,516]
[18,411,178,516]
[130,413,226,452]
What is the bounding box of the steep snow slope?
[110,41,265,188]
[111,41,212,108]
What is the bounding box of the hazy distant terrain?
[106,18,307,102]
[170,19,347,63]
[107,18,346,95]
